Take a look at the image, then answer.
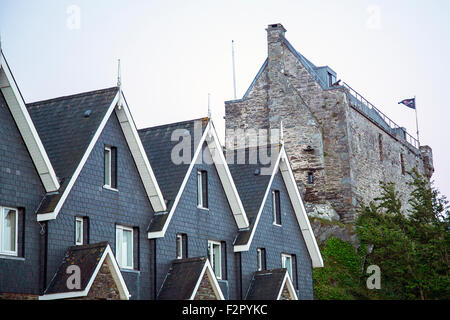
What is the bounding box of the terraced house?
[0,49,322,300]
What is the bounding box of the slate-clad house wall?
[44,111,155,300]
[240,169,313,300]
[154,143,240,300]
[0,92,45,297]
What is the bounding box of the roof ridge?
[138,117,209,132]
[26,86,118,107]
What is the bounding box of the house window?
[176,233,188,259]
[75,217,83,245]
[257,248,266,271]
[116,225,133,269]
[282,253,293,280]
[197,170,208,209]
[272,190,281,226]
[328,72,336,87]
[104,146,117,189]
[207,240,222,279]
[400,153,405,175]
[307,172,314,184]
[0,207,18,256]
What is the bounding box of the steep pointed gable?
[28,88,166,221]
[0,51,59,192]
[246,269,298,300]
[141,118,249,238]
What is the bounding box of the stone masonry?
[194,273,219,300]
[225,24,434,223]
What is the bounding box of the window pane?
[104,148,111,185]
[213,243,221,278]
[116,228,122,266]
[197,172,202,206]
[3,208,16,252]
[123,229,133,268]
[284,256,292,280]
[75,219,82,244]
[176,235,182,259]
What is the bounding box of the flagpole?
[414,95,420,147]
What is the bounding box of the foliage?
[356,169,450,300]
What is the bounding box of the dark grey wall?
[44,112,154,300]
[0,92,45,295]
[240,169,314,300]
[155,143,240,299]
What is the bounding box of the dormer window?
[104,146,117,189]
[197,170,208,209]
[328,72,336,87]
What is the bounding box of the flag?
[398,98,416,109]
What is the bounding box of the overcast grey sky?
[1,0,449,201]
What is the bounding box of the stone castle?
[225,23,434,223]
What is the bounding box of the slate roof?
[26,87,119,214]
[139,118,209,232]
[245,268,288,300]
[157,256,208,300]
[227,145,280,246]
[44,242,109,295]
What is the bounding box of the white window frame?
[0,206,18,256]
[197,171,203,207]
[116,225,134,270]
[104,146,112,188]
[282,253,293,280]
[257,248,264,271]
[75,217,83,246]
[272,190,281,226]
[207,240,222,280]
[176,234,183,259]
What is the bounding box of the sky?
[1,0,449,201]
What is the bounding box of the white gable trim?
[39,244,130,300]
[148,120,249,239]
[114,91,167,212]
[189,258,225,300]
[37,90,167,222]
[233,146,323,268]
[276,270,298,300]
[0,52,60,192]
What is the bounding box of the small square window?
[116,225,133,269]
[0,207,18,256]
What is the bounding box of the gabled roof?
[157,256,224,300]
[229,145,323,268]
[40,242,130,300]
[0,51,60,192]
[29,88,166,221]
[141,118,249,238]
[245,268,298,300]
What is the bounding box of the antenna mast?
[208,93,211,119]
[232,40,237,99]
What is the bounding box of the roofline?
[276,270,298,300]
[148,120,249,239]
[189,258,225,300]
[37,89,168,221]
[138,117,209,132]
[39,244,130,300]
[26,87,118,107]
[233,145,323,268]
[0,51,60,192]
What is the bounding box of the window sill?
[103,185,118,192]
[272,222,282,227]
[197,206,209,211]
[0,254,24,261]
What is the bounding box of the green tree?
[356,169,450,300]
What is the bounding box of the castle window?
[257,248,267,271]
[307,172,314,184]
[272,190,281,226]
[197,170,208,209]
[0,207,18,256]
[378,134,383,161]
[400,153,405,175]
[104,146,117,189]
